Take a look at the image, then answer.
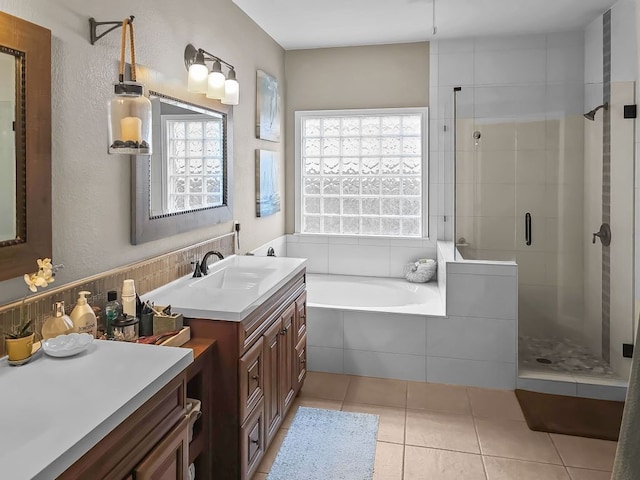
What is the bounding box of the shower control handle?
[592,223,611,246]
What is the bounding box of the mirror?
[0,12,51,281]
[0,50,18,243]
[132,88,233,244]
[149,94,226,217]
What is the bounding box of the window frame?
[294,107,429,238]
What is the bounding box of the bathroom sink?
[189,266,277,290]
[142,255,306,321]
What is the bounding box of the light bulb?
[187,63,208,94]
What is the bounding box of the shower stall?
[448,80,635,387]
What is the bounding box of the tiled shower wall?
[0,233,235,357]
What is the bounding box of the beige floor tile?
[372,441,404,480]
[281,397,343,429]
[467,387,525,421]
[404,445,486,480]
[344,376,408,408]
[475,418,562,464]
[406,410,480,454]
[342,402,406,444]
[299,371,351,401]
[407,381,471,415]
[566,467,612,480]
[256,428,288,474]
[483,456,570,480]
[251,474,268,480]
[550,434,617,472]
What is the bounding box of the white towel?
[611,323,640,479]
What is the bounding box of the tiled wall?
[0,233,235,357]
[584,0,637,379]
[285,234,437,278]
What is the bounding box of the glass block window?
[165,117,224,211]
[296,109,427,237]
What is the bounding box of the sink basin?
[189,266,277,290]
[142,255,306,321]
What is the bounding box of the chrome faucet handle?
[191,261,202,278]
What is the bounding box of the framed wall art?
[256,69,280,142]
[255,150,281,217]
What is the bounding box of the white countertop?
[143,255,306,321]
[0,340,193,480]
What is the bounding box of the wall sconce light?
[89,16,152,156]
[184,44,239,106]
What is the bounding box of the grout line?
[548,433,566,467]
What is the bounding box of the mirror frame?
[130,67,233,244]
[0,12,52,281]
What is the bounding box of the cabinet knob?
[252,374,259,381]
[280,328,287,336]
[301,359,306,364]
[251,438,260,445]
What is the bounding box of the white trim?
[294,107,430,238]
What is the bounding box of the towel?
[611,320,640,479]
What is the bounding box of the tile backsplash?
[0,233,235,357]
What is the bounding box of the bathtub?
[306,273,444,316]
[304,273,445,382]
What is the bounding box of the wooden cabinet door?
[263,318,283,444]
[294,291,307,345]
[240,397,265,480]
[294,334,307,390]
[239,336,264,424]
[279,304,296,415]
[134,416,189,480]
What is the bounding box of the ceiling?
[232,0,618,50]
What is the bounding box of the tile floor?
[252,372,617,480]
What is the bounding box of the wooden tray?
[159,327,191,347]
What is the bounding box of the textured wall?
[283,42,430,233]
[0,0,285,305]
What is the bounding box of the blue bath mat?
[267,407,379,480]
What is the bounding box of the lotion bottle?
[70,291,98,337]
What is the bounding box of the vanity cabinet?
[187,269,307,480]
[59,371,189,480]
[59,339,215,480]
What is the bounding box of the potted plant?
[2,258,61,362]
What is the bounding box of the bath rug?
[267,407,379,480]
[516,389,624,441]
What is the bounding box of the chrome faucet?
[267,247,276,257]
[199,250,224,275]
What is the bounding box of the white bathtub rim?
[306,273,446,317]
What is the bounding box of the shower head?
[584,103,609,121]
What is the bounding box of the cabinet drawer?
[294,291,307,345]
[134,415,189,480]
[239,336,264,423]
[295,334,307,390]
[240,398,265,480]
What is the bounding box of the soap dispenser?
[70,291,98,337]
[42,301,76,340]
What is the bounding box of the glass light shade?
[187,63,209,94]
[108,82,152,156]
[206,70,226,100]
[221,70,239,106]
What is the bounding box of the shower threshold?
[518,336,627,401]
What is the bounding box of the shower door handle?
[525,213,532,246]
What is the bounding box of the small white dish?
[42,333,93,358]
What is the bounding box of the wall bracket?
[89,16,134,45]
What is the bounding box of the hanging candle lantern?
[108,18,152,155]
